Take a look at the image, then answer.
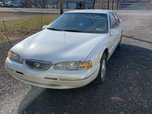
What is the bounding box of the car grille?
[25,59,52,71]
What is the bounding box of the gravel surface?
[0,11,152,114]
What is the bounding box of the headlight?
[54,61,93,70]
[8,51,23,64]
[25,59,52,71]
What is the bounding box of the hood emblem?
[34,62,41,68]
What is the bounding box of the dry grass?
[0,12,10,17]
[0,14,58,41]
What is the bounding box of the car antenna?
[1,18,13,48]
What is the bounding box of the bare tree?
[24,0,34,7]
[38,0,48,8]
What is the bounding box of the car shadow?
[123,35,152,44]
[18,44,152,114]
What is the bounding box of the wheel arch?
[101,48,109,62]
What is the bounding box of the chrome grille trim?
[25,59,52,71]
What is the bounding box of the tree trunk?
[60,0,64,14]
[117,0,119,10]
[107,0,110,9]
[92,0,96,9]
[112,0,114,10]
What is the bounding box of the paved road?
[0,11,152,114]
[0,7,152,14]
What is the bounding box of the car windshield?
[47,13,108,34]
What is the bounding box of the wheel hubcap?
[101,59,106,80]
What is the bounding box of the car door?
[108,12,121,54]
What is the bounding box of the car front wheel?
[93,53,107,85]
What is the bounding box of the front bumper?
[5,58,100,89]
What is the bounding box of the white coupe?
[5,10,122,89]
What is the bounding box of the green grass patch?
[0,14,58,41]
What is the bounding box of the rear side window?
[113,13,121,25]
[110,13,119,29]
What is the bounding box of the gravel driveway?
[0,11,152,114]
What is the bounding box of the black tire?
[93,53,107,85]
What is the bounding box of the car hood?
[11,29,106,63]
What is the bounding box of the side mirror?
[110,28,118,36]
[42,25,47,30]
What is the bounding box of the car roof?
[65,9,113,14]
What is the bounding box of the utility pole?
[60,0,64,14]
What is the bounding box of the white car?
[0,2,4,7]
[5,10,122,89]
[5,1,22,7]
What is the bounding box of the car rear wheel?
[93,53,107,85]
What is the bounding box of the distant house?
[119,0,150,10]
[94,0,151,10]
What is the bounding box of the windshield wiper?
[47,28,63,31]
[63,29,83,32]
[47,28,83,33]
